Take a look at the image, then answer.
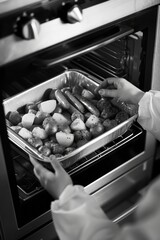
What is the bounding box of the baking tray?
[3,70,137,169]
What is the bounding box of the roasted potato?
[74,130,83,142]
[62,111,72,124]
[90,122,105,138]
[71,111,85,122]
[84,112,92,120]
[44,121,58,135]
[10,125,22,133]
[42,116,55,128]
[8,111,22,125]
[76,139,89,148]
[38,145,51,157]
[54,104,63,114]
[51,143,65,154]
[111,98,138,116]
[52,112,70,125]
[28,109,37,115]
[115,111,129,123]
[18,127,32,139]
[56,131,74,147]
[21,113,35,129]
[81,129,92,141]
[38,99,57,114]
[103,119,117,130]
[25,102,39,113]
[74,129,91,142]
[97,98,111,111]
[58,123,71,134]
[85,114,100,128]
[82,89,95,99]
[101,105,119,119]
[32,126,48,139]
[70,118,86,131]
[43,140,53,149]
[34,111,50,125]
[28,137,43,148]
[64,147,76,155]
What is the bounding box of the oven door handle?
[113,203,138,224]
[33,25,134,68]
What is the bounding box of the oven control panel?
[0,0,109,39]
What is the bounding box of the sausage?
[75,94,100,117]
[68,104,82,115]
[55,89,71,109]
[64,90,85,113]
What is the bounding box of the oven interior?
[2,29,143,99]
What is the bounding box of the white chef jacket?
[51,90,160,240]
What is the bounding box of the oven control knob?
[14,14,40,40]
[61,3,83,23]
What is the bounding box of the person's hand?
[96,77,144,105]
[29,156,73,199]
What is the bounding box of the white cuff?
[138,92,151,124]
[51,184,91,212]
[138,90,160,141]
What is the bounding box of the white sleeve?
[51,178,160,240]
[117,176,160,240]
[51,185,119,240]
[138,90,160,141]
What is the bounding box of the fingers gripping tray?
[3,70,137,169]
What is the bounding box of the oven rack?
[67,123,143,175]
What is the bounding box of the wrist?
[132,90,145,105]
[51,185,86,211]
[137,91,145,104]
[59,184,74,200]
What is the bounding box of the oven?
[0,1,160,239]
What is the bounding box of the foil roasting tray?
[3,70,137,169]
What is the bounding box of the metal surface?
[4,70,137,168]
[91,161,149,207]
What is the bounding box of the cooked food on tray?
[5,79,137,161]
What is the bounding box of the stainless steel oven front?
[0,1,160,240]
